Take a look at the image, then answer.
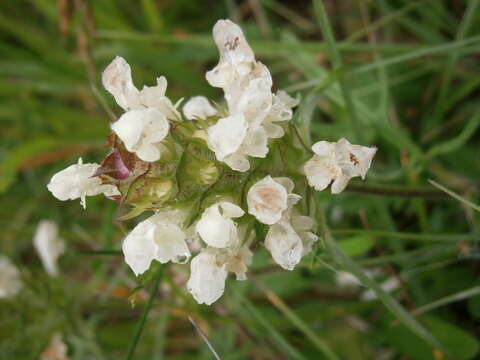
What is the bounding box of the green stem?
[125,265,164,360]
[346,182,446,198]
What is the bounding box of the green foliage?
[1,1,480,359]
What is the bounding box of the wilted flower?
[196,201,244,248]
[304,138,377,193]
[0,255,22,299]
[183,96,217,120]
[40,333,69,360]
[33,220,65,276]
[47,158,119,209]
[122,209,192,276]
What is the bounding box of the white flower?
[187,226,253,305]
[304,138,377,194]
[47,158,120,209]
[196,201,244,248]
[0,255,22,299]
[33,220,65,276]
[265,220,303,271]
[247,176,290,225]
[186,248,228,305]
[102,56,179,120]
[183,96,217,120]
[122,210,192,276]
[111,108,170,162]
[258,178,318,270]
[40,333,69,360]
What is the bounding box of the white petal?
[292,215,314,232]
[273,177,295,193]
[265,221,303,271]
[33,220,64,276]
[183,96,217,120]
[335,138,377,179]
[102,56,140,111]
[229,63,272,127]
[0,255,22,299]
[218,201,245,219]
[187,249,227,305]
[122,219,157,276]
[196,202,242,248]
[304,155,339,192]
[247,176,288,225]
[139,77,179,120]
[152,222,191,264]
[331,174,351,194]
[212,19,255,66]
[222,153,250,172]
[311,141,335,156]
[240,127,269,158]
[226,245,253,280]
[263,122,284,139]
[207,113,247,161]
[299,231,319,256]
[112,108,169,162]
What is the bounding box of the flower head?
[47,158,119,209]
[33,220,65,276]
[0,255,22,299]
[304,138,377,193]
[122,209,192,276]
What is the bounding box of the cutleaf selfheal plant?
[47,20,377,306]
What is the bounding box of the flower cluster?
[46,19,376,305]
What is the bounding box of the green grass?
[1,0,480,359]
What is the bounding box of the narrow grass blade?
[412,286,480,317]
[313,0,362,142]
[250,276,340,360]
[125,265,164,360]
[237,294,307,360]
[428,179,480,212]
[188,316,222,360]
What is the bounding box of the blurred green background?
[1,0,480,359]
